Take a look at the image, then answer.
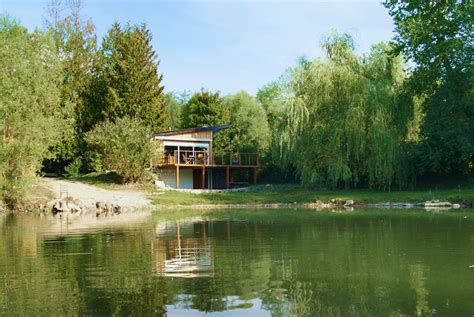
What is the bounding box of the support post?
[176,165,180,189]
[226,167,230,189]
[201,166,205,189]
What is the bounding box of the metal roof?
[153,125,230,137]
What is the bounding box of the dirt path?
[41,178,153,210]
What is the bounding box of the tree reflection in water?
[0,210,473,316]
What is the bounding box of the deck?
[151,151,259,168]
[150,151,259,189]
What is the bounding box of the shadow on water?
[1,208,473,316]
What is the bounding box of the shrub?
[64,159,82,178]
[85,117,152,182]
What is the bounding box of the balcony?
[151,151,259,168]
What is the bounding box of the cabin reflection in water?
[152,220,215,278]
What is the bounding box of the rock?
[424,201,452,208]
[344,200,354,207]
[95,201,122,216]
[154,180,166,189]
[46,197,85,215]
[452,203,461,209]
[304,200,333,210]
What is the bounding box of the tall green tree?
[163,92,182,130]
[384,0,473,175]
[280,33,411,189]
[181,90,228,128]
[45,0,99,169]
[102,22,166,131]
[181,90,231,152]
[223,91,270,154]
[0,17,65,208]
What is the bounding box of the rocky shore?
[154,199,471,211]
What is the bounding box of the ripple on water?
[1,209,474,316]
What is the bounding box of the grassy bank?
[51,172,474,207]
[151,184,474,207]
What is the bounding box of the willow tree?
[280,33,410,189]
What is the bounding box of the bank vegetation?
[0,1,472,210]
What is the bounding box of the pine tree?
[102,23,166,131]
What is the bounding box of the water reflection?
[0,209,473,316]
[153,220,215,278]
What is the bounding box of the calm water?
[1,209,473,316]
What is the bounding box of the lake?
[1,209,473,316]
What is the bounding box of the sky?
[1,0,396,95]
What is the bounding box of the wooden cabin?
[150,125,259,189]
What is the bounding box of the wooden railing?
[173,150,208,165]
[151,151,259,167]
[213,152,259,167]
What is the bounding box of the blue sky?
[1,0,395,95]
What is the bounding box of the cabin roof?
[153,125,230,137]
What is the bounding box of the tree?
[181,90,231,152]
[280,33,411,189]
[384,0,472,94]
[181,90,228,128]
[163,92,182,130]
[44,0,99,170]
[0,17,65,208]
[384,0,473,175]
[85,117,152,182]
[223,91,270,154]
[256,78,299,183]
[102,23,166,131]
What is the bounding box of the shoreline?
[4,177,474,213]
[153,200,471,211]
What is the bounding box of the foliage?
[280,33,411,189]
[181,89,231,152]
[44,0,99,169]
[256,77,298,183]
[384,0,473,176]
[163,92,182,130]
[384,0,472,94]
[0,17,64,208]
[411,70,473,175]
[85,116,152,182]
[223,91,271,153]
[64,158,82,178]
[101,22,166,131]
[181,89,229,128]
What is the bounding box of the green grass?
[151,184,474,206]
[64,172,474,206]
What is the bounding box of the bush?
[64,158,82,177]
[85,117,152,182]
